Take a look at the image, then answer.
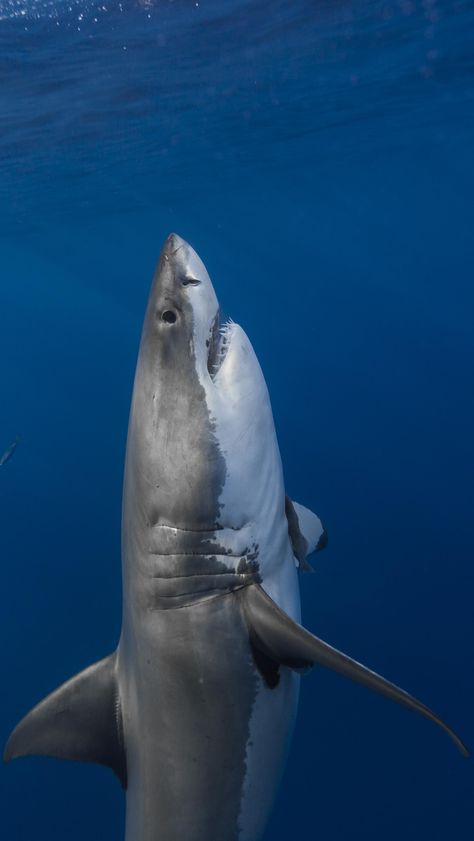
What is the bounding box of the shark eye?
[182,277,201,287]
[161,310,177,324]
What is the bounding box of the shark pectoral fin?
[4,653,127,787]
[242,584,469,757]
[285,497,327,572]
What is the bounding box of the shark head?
[138,233,221,385]
[136,233,269,411]
[123,234,290,602]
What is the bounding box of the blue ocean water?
[1,0,473,838]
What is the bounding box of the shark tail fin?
[242,583,468,758]
[4,653,127,787]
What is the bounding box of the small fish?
[0,436,20,467]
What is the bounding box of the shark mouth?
[207,313,233,381]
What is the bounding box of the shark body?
[5,235,467,841]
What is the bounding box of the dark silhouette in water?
[0,436,20,467]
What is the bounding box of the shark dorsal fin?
[4,653,127,788]
[285,497,327,571]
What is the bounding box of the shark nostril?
[162,310,177,324]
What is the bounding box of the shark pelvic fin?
[4,653,127,787]
[241,583,468,757]
[285,496,327,571]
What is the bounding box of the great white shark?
[5,233,468,840]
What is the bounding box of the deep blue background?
[1,1,473,839]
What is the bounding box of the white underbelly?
[238,668,300,841]
[238,554,301,840]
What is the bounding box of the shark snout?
[164,232,186,257]
[159,234,215,299]
[162,234,206,287]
